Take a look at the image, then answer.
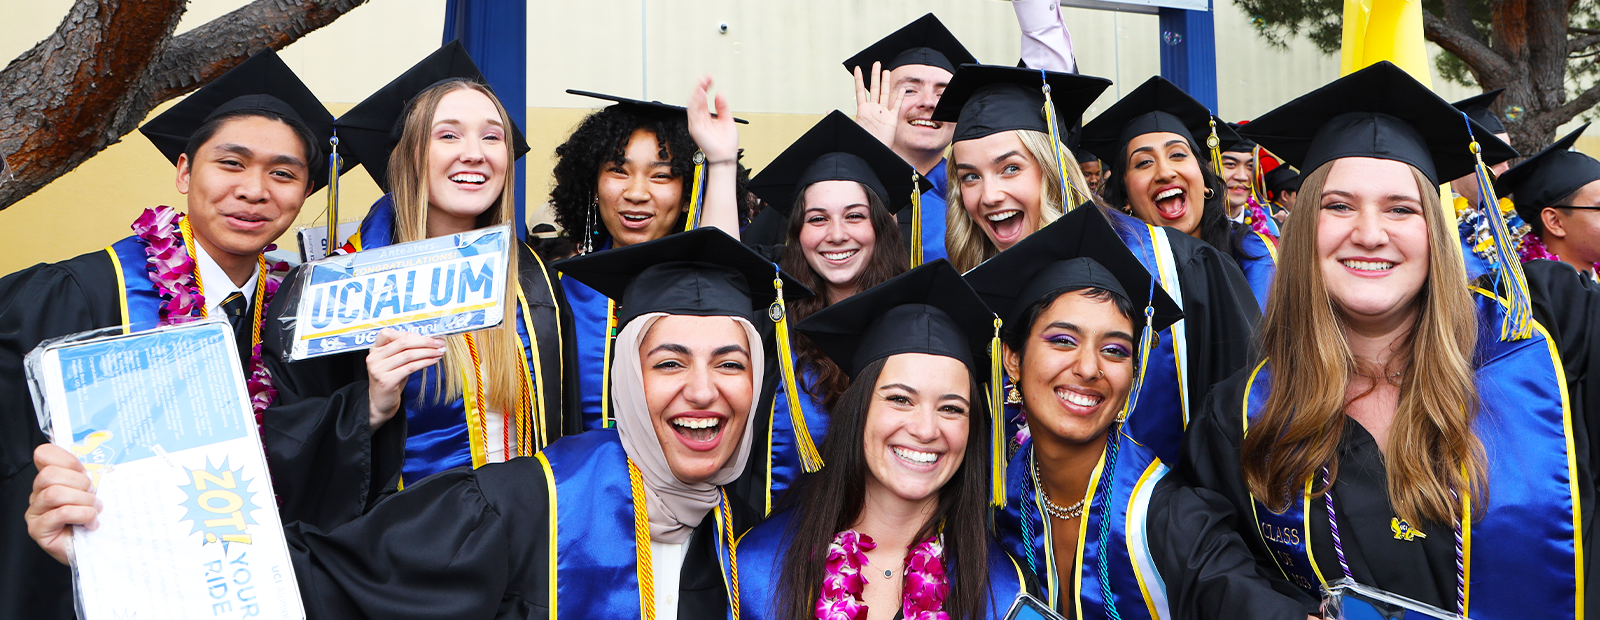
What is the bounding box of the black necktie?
[219,292,252,366]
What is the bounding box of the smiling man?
[0,50,335,619]
[844,13,976,264]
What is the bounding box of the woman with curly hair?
[550,77,744,431]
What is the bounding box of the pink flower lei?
[132,206,287,421]
[816,530,950,620]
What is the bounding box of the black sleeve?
[1173,237,1262,418]
[1149,383,1318,620]
[545,258,585,439]
[259,265,405,530]
[285,465,546,619]
[517,244,575,444]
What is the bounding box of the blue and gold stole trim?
[537,431,739,620]
[1235,231,1277,314]
[763,352,829,513]
[106,235,166,333]
[997,438,1171,620]
[1100,207,1190,464]
[1243,289,1582,619]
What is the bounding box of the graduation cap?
[841,13,977,76]
[965,207,1182,335]
[1221,121,1257,153]
[930,64,1112,144]
[1235,61,1518,185]
[139,49,340,191]
[564,89,750,124]
[747,111,924,220]
[1499,123,1600,221]
[1265,165,1303,193]
[1078,75,1235,166]
[798,259,993,378]
[334,41,531,193]
[1452,89,1508,136]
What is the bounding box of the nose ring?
[1098,369,1105,380]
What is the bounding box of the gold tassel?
[1467,134,1533,341]
[772,269,823,472]
[1037,71,1080,212]
[1207,118,1225,179]
[989,316,1007,508]
[909,172,924,268]
[1122,300,1156,423]
[683,151,707,232]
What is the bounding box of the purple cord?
[1321,468,1467,617]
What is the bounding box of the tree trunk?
[0,0,367,211]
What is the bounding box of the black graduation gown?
[285,451,760,620]
[1147,259,1600,620]
[260,242,575,531]
[0,250,125,620]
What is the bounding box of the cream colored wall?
[4,0,1595,276]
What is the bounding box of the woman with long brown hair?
[259,44,567,529]
[742,111,917,510]
[1149,62,1593,620]
[932,64,1259,466]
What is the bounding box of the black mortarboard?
[139,49,340,191]
[1237,62,1518,185]
[1265,165,1303,193]
[930,64,1112,144]
[1075,148,1099,164]
[565,90,749,124]
[1077,76,1234,165]
[1452,89,1508,136]
[1221,121,1257,152]
[797,260,993,378]
[747,111,925,218]
[552,227,811,328]
[334,41,531,193]
[964,207,1182,334]
[1498,123,1600,219]
[841,13,977,76]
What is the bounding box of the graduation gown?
[287,430,757,620]
[261,198,573,531]
[1096,207,1260,465]
[0,232,273,620]
[996,436,1172,620]
[1230,223,1277,314]
[736,509,1031,620]
[1148,259,1600,620]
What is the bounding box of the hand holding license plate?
[283,223,511,360]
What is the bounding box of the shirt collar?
[191,238,260,315]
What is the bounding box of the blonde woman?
[1147,62,1588,620]
[260,46,567,529]
[930,64,1258,465]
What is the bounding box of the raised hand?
[367,328,446,429]
[687,74,739,165]
[853,61,905,148]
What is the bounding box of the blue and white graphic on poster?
[26,319,303,620]
[287,223,510,360]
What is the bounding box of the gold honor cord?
[629,461,657,620]
[771,269,823,472]
[326,135,342,251]
[1038,72,1081,213]
[989,316,1007,507]
[719,488,742,620]
[683,151,708,232]
[909,172,924,268]
[1466,123,1533,341]
[1207,119,1225,179]
[1250,145,1268,204]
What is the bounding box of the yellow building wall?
[3,0,1595,276]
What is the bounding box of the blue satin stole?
[765,358,830,513]
[1243,290,1582,620]
[1099,208,1192,465]
[106,235,168,332]
[536,431,739,620]
[1234,230,1278,313]
[736,509,1027,620]
[561,274,612,430]
[997,437,1172,620]
[917,162,950,264]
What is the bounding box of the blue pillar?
[1158,1,1218,113]
[444,0,528,240]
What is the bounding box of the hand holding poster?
[284,223,511,360]
[25,319,303,620]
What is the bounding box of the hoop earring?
[1204,186,1216,200]
[1005,386,1023,405]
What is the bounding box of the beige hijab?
[611,312,764,544]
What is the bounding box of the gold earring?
[1204,186,1216,200]
[1005,386,1023,405]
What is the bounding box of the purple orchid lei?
[132,206,285,422]
[816,530,950,620]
